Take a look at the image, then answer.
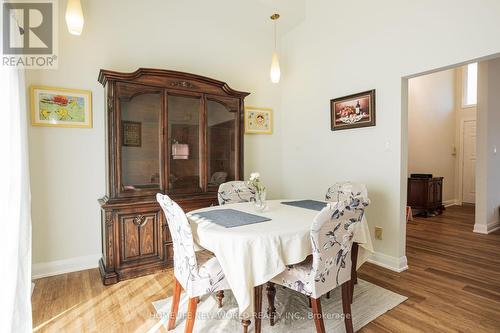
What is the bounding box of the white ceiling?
[255,0,306,35]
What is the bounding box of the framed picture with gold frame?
[244,106,273,134]
[31,86,92,128]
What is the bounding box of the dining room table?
[187,199,374,332]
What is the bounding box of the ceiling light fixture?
[65,0,84,36]
[270,13,281,84]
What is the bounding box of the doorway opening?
[406,63,477,220]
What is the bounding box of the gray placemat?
[193,209,271,228]
[281,200,327,211]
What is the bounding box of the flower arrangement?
[248,172,267,211]
[248,172,266,195]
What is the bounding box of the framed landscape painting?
[245,106,273,134]
[31,86,92,128]
[330,90,376,131]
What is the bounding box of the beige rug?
[151,279,406,332]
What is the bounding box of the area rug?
[151,279,406,333]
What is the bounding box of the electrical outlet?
[375,226,383,240]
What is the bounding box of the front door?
[462,120,476,204]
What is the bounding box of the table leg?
[350,242,359,304]
[266,282,276,326]
[254,285,263,333]
[241,319,251,333]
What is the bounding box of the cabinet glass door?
[120,89,162,193]
[206,97,238,190]
[167,95,202,193]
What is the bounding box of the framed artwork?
[330,90,376,131]
[244,106,273,134]
[31,86,92,128]
[122,121,142,147]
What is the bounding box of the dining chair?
[217,180,256,205]
[157,193,231,333]
[325,182,370,302]
[262,195,369,333]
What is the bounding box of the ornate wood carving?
[170,81,196,89]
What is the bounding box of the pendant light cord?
[274,19,277,51]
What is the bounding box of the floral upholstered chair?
[156,194,230,333]
[325,181,370,302]
[217,181,256,205]
[264,189,369,333]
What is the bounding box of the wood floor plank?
[32,205,500,332]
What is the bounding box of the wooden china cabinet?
[98,68,249,285]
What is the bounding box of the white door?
[462,120,476,204]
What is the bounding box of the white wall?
[29,0,500,274]
[28,0,287,270]
[475,58,500,233]
[280,0,500,269]
[408,69,457,203]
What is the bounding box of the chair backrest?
[156,193,199,286]
[310,185,370,298]
[217,181,256,205]
[325,181,370,207]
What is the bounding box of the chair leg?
[168,277,182,330]
[308,296,312,308]
[254,285,263,333]
[216,290,224,308]
[266,282,276,326]
[241,319,251,333]
[185,297,198,333]
[326,291,331,299]
[342,283,354,333]
[310,297,326,333]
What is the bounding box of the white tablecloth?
[188,200,373,318]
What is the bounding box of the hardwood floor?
[32,205,500,332]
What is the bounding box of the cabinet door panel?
[206,97,238,191]
[123,217,140,259]
[117,82,163,197]
[167,94,202,194]
[139,215,156,255]
[119,210,161,265]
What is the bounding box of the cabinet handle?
[133,215,148,227]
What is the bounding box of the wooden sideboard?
[98,68,249,284]
[407,176,444,217]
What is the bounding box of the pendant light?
[65,0,84,35]
[270,13,281,84]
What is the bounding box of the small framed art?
[122,121,142,147]
[245,107,273,134]
[31,86,92,128]
[330,90,376,131]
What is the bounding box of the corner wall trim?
[473,220,500,234]
[32,254,101,279]
[366,252,408,272]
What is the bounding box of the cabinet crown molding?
[98,68,250,98]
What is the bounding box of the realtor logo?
[2,0,58,68]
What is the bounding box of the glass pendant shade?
[270,52,281,84]
[65,0,84,35]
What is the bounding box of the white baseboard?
[443,199,460,207]
[32,254,101,279]
[366,252,408,272]
[473,219,500,234]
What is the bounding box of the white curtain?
[0,65,33,331]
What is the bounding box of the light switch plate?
[375,226,383,240]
